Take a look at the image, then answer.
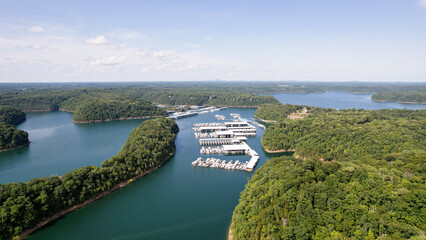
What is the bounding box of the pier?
[192,115,260,172]
[168,106,226,120]
[192,157,249,171]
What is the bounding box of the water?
[0,111,144,183]
[7,108,278,240]
[1,92,424,240]
[271,91,426,110]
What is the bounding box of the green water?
[2,92,424,240]
[0,111,144,183]
[14,108,279,240]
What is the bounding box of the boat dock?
[198,142,259,172]
[192,116,260,172]
[199,138,247,146]
[193,121,257,137]
[192,157,249,171]
[168,106,226,119]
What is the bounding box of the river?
[0,92,424,240]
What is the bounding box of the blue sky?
[0,0,425,82]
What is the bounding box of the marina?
[192,114,261,172]
[15,94,424,240]
[192,157,249,170]
[168,106,227,120]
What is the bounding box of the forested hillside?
[0,106,26,125]
[72,99,168,123]
[0,117,178,240]
[231,105,425,239]
[232,156,425,240]
[372,91,426,103]
[0,106,29,151]
[254,103,313,121]
[0,87,279,112]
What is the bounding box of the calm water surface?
[0,112,144,183]
[1,92,424,240]
[272,91,426,110]
[23,108,276,240]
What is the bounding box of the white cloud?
[420,0,426,7]
[135,49,175,58]
[90,56,126,65]
[205,36,214,41]
[86,35,110,45]
[187,43,201,48]
[28,26,45,33]
[28,42,46,49]
[135,49,150,57]
[152,50,175,58]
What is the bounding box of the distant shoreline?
[371,99,426,104]
[22,109,52,112]
[72,115,164,124]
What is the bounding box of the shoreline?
[263,148,295,153]
[254,116,277,123]
[22,109,52,112]
[72,115,165,124]
[371,99,426,104]
[14,153,175,240]
[0,143,30,152]
[228,222,233,240]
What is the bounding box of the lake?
[0,92,424,240]
[271,91,426,110]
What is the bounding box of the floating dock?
[192,157,249,171]
[192,118,260,172]
[168,106,226,119]
[193,121,257,137]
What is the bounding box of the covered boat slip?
[195,121,257,138]
[192,117,261,172]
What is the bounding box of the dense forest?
[0,117,178,240]
[232,105,425,239]
[254,103,313,121]
[1,81,425,112]
[1,81,425,95]
[372,91,426,103]
[0,87,279,113]
[72,99,168,123]
[232,156,425,240]
[0,106,29,151]
[0,106,26,125]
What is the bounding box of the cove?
[19,108,279,240]
[0,111,144,184]
[2,92,425,240]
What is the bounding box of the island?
[0,117,178,240]
[231,103,425,239]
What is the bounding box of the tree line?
[0,117,179,240]
[231,104,425,239]
[0,87,279,112]
[72,99,168,123]
[0,106,29,151]
[372,91,426,103]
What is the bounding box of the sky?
[0,0,425,82]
